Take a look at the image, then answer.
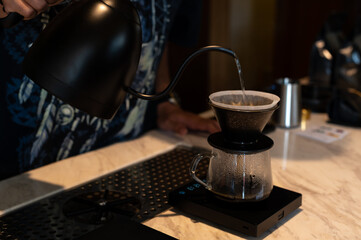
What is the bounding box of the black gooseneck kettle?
[2,0,236,119]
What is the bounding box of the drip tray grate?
[0,145,208,240]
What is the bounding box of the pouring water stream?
[234,54,248,105]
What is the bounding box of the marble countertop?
[1,113,361,239]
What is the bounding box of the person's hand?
[0,0,63,20]
[157,101,220,135]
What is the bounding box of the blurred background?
[168,0,361,114]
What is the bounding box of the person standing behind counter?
[0,0,219,180]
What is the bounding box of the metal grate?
[0,145,208,240]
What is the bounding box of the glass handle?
[190,153,212,188]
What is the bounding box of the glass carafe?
[190,134,273,202]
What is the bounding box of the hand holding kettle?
[0,0,63,27]
[0,0,63,19]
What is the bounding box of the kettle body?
[23,0,142,119]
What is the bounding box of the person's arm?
[0,0,62,20]
[156,45,220,135]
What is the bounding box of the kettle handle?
[125,45,237,101]
[0,12,23,28]
[0,0,23,28]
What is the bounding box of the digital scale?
[169,181,302,237]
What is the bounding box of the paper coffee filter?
[209,90,280,111]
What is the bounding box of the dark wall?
[272,0,361,79]
[168,1,210,113]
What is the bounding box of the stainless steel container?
[275,78,301,128]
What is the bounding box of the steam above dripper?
[209,90,280,144]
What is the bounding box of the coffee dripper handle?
[190,153,212,188]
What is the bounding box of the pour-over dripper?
[209,90,280,144]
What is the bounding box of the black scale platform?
[0,146,301,239]
[169,182,302,237]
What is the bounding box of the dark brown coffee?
[210,175,271,201]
